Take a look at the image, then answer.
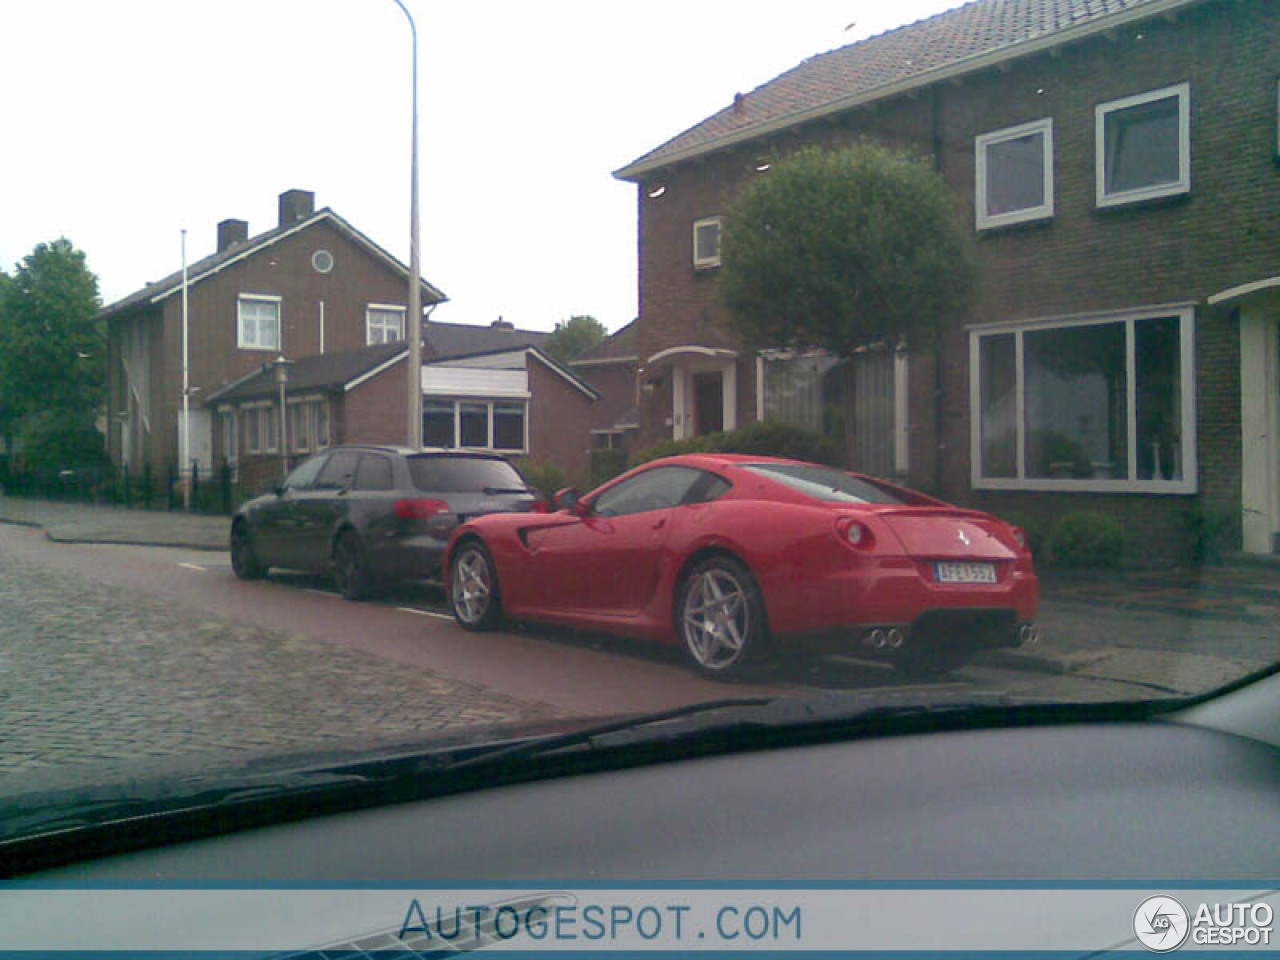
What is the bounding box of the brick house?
[102,191,601,490]
[202,321,600,493]
[614,0,1280,561]
[101,189,446,479]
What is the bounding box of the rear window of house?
[743,463,907,505]
[408,455,528,493]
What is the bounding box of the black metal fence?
[0,459,248,515]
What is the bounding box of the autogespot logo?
[1134,896,1191,952]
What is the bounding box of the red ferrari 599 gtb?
[445,454,1038,679]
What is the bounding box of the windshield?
[0,0,1277,870]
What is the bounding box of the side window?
[684,472,732,505]
[354,454,394,491]
[592,466,704,517]
[283,453,328,491]
[316,451,360,490]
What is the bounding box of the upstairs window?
[238,295,281,351]
[366,304,406,345]
[975,118,1054,229]
[1096,83,1190,208]
[692,217,722,270]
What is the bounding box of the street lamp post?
[391,0,422,450]
[273,356,292,482]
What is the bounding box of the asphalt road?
[1,523,1274,786]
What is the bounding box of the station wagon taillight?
[394,498,449,519]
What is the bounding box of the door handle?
[652,518,667,530]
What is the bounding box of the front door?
[693,372,724,435]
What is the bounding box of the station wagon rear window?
[408,454,528,493]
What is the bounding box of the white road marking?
[397,606,453,621]
[177,562,206,572]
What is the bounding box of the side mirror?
[553,487,586,515]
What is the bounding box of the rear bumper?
[788,607,1037,660]
[765,555,1039,659]
[368,533,450,581]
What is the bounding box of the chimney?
[217,218,249,252]
[278,189,315,227]
[491,316,514,330]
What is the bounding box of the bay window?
[970,306,1196,492]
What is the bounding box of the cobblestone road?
[0,551,561,789]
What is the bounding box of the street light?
[273,355,293,481]
[391,0,422,450]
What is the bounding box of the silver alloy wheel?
[680,566,751,671]
[452,546,493,626]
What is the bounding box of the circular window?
[312,250,334,274]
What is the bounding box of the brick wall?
[343,359,409,447]
[629,0,1280,563]
[527,357,596,486]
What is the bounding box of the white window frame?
[237,294,282,351]
[218,407,238,464]
[974,118,1055,230]
[424,398,528,454]
[285,396,330,455]
[241,402,279,455]
[968,304,1198,494]
[365,304,406,345]
[1095,82,1191,208]
[692,217,723,270]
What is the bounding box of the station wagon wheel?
[230,522,266,580]
[676,556,770,679]
[332,531,373,601]
[450,540,503,631]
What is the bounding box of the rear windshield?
[742,463,906,505]
[408,454,529,494]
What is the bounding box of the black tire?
[230,522,267,580]
[332,531,374,601]
[675,555,772,680]
[449,540,503,631]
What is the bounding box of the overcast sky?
[1,0,956,334]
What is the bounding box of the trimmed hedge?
[633,420,843,468]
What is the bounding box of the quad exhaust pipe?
[864,627,906,650]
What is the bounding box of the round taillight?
[835,516,874,549]
[1011,526,1028,550]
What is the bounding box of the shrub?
[514,459,568,499]
[998,510,1050,561]
[1045,510,1125,569]
[633,420,843,468]
[589,448,628,488]
[1182,503,1237,565]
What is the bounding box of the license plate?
[934,561,996,584]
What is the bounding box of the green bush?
[1182,502,1237,565]
[997,511,1050,560]
[515,459,568,499]
[633,420,843,468]
[1045,510,1125,569]
[589,448,628,488]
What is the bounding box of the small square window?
[693,217,722,270]
[366,305,406,345]
[975,118,1054,229]
[238,296,281,351]
[1096,83,1190,207]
